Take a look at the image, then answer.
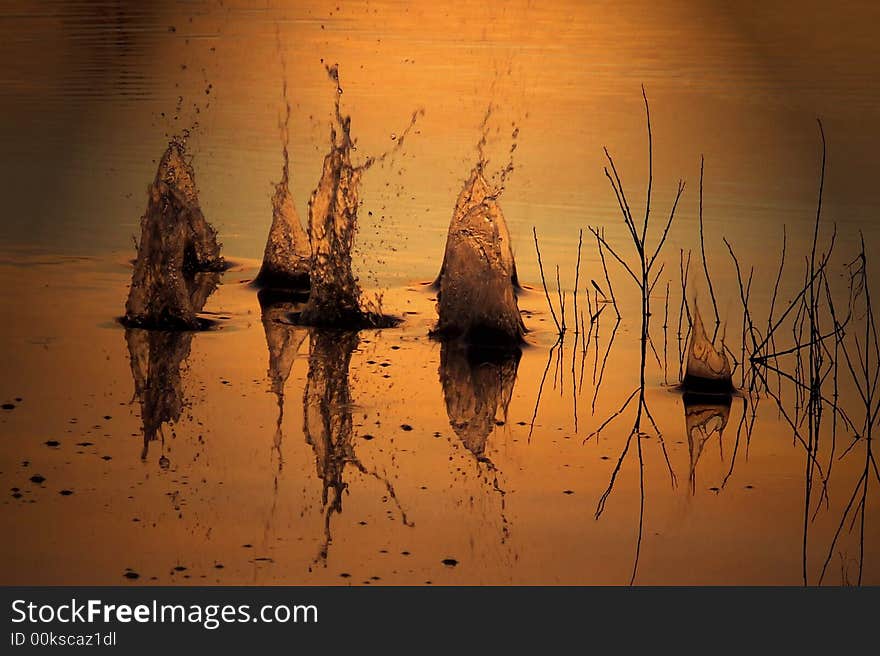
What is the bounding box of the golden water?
[1,0,879,585]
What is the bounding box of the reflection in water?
[126,270,219,464]
[439,342,520,459]
[683,392,732,494]
[259,291,307,474]
[125,329,189,466]
[259,292,307,547]
[303,329,412,565]
[439,342,520,540]
[124,137,225,329]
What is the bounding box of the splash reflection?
[683,392,732,494]
[303,329,412,565]
[125,274,218,465]
[439,341,520,540]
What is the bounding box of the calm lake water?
[0,0,878,584]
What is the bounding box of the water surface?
[1,0,878,585]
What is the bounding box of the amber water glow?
[1,0,879,585]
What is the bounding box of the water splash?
[433,198,525,345]
[684,305,732,392]
[433,107,521,290]
[124,136,225,329]
[298,64,420,328]
[433,176,524,345]
[254,80,311,292]
[433,170,520,290]
[432,110,524,345]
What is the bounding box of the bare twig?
[533,227,561,333]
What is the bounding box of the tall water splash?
[684,305,732,392]
[433,190,525,344]
[299,64,420,328]
[433,112,524,346]
[124,136,225,329]
[434,110,521,291]
[300,105,363,325]
[303,328,412,565]
[125,271,218,464]
[254,80,311,291]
